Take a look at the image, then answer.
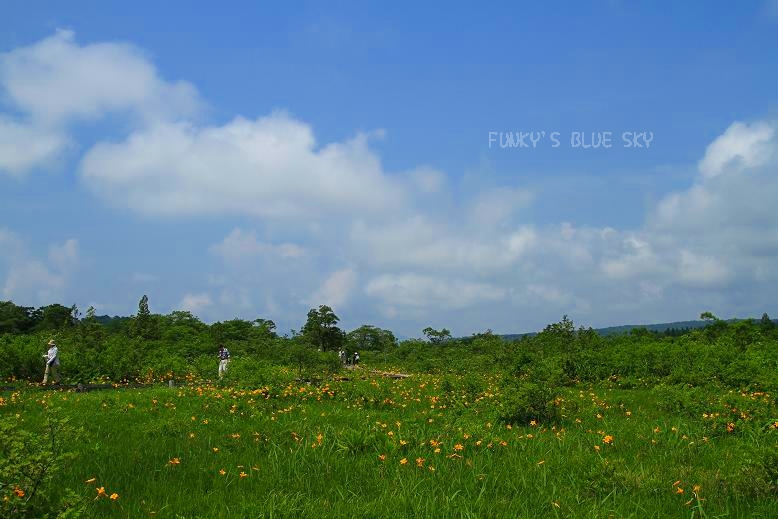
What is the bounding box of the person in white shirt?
[42,339,61,385]
[217,345,231,378]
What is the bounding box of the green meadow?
[2,373,777,518]
[2,305,778,517]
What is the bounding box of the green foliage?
[212,358,293,388]
[301,305,344,352]
[652,384,711,417]
[1,302,777,413]
[0,409,84,518]
[498,380,561,425]
[347,325,397,353]
[286,342,340,381]
[2,372,778,517]
[736,445,778,497]
[131,295,159,340]
[0,301,37,334]
[422,327,452,344]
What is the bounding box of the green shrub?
[0,408,85,517]
[498,381,561,425]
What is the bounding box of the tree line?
[1,297,776,394]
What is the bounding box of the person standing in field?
[217,345,231,378]
[42,339,61,385]
[353,351,360,365]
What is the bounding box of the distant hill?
[593,320,712,336]
[500,317,776,341]
[95,315,132,327]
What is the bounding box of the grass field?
[2,369,778,518]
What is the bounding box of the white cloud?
[601,236,660,280]
[365,273,506,310]
[676,250,730,288]
[351,217,537,274]
[0,117,69,176]
[526,284,571,305]
[698,121,775,179]
[0,230,78,304]
[0,30,200,176]
[469,187,533,227]
[3,261,65,303]
[80,114,405,218]
[48,238,79,272]
[407,166,446,193]
[210,228,307,264]
[0,229,24,258]
[308,269,357,308]
[4,30,778,334]
[178,293,213,313]
[218,288,253,312]
[0,29,200,125]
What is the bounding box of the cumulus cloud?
[308,268,358,307]
[4,31,778,333]
[210,228,307,264]
[365,273,507,310]
[698,121,775,179]
[469,187,533,227]
[407,166,446,193]
[178,293,213,313]
[350,217,537,274]
[0,30,200,176]
[352,116,777,328]
[0,229,79,304]
[0,29,200,125]
[1,32,416,216]
[80,114,406,218]
[601,236,661,280]
[48,239,79,272]
[637,119,778,291]
[0,117,69,175]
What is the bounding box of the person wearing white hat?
[42,339,61,385]
[217,344,231,378]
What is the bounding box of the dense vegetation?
[1,297,777,517]
[1,298,776,393]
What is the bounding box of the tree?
[301,305,344,352]
[422,327,452,344]
[700,311,718,321]
[700,311,727,342]
[536,315,577,353]
[163,311,207,343]
[0,301,36,333]
[253,318,278,340]
[79,305,105,346]
[347,325,397,352]
[36,304,77,331]
[212,318,257,344]
[132,295,159,340]
[760,312,774,331]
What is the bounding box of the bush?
[652,384,711,417]
[498,381,561,425]
[734,445,778,497]
[0,409,85,517]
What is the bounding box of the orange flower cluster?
[87,478,119,501]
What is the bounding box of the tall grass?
[2,371,777,518]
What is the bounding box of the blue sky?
[1,1,778,336]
